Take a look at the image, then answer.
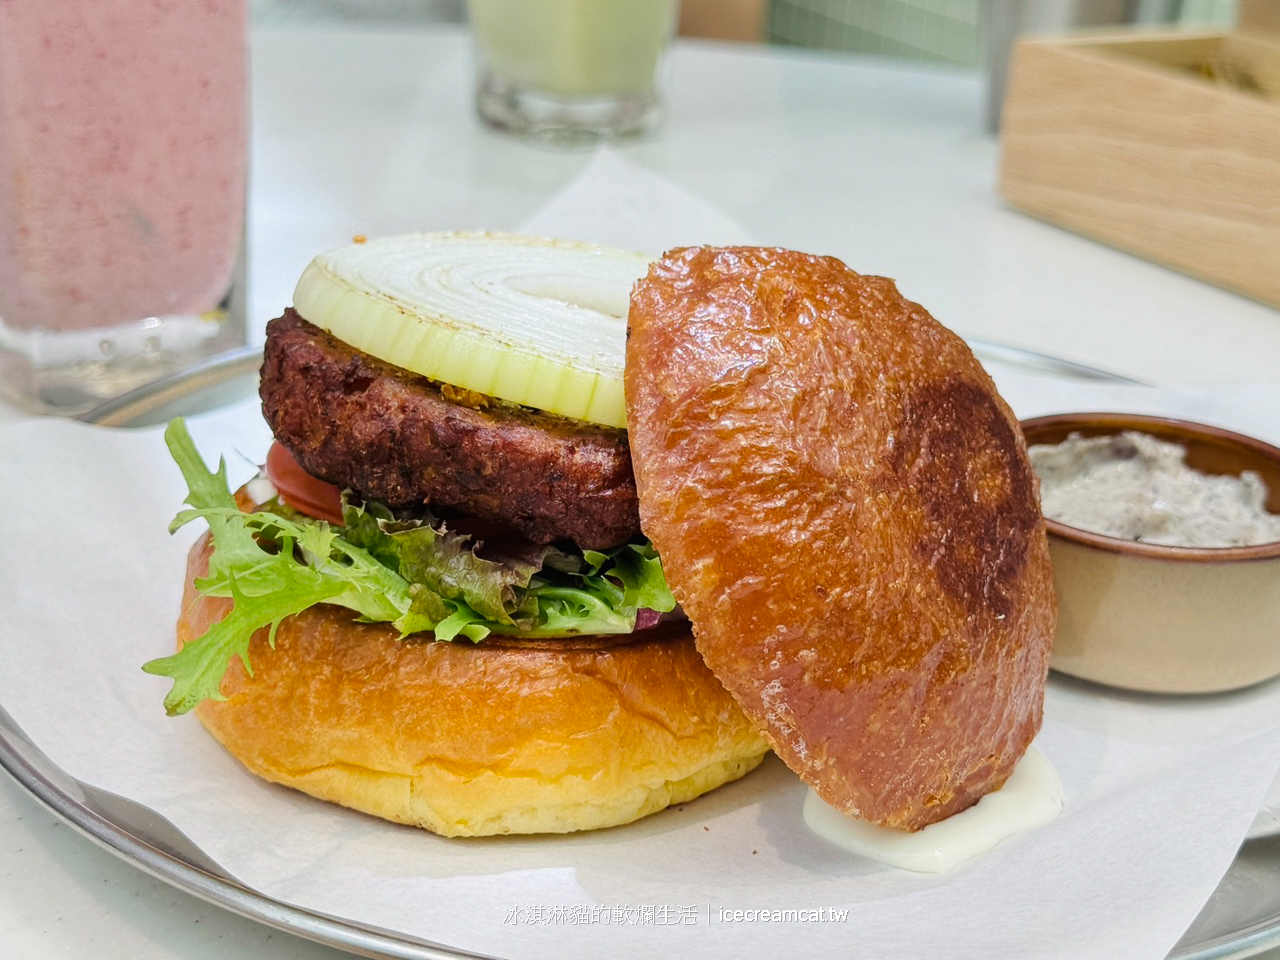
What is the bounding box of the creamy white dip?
[803,748,1063,873]
[1028,431,1280,548]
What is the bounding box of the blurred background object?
[982,0,1240,129]
[244,0,1257,141]
[1238,0,1280,32]
[764,0,1236,68]
[469,0,679,144]
[252,0,464,23]
[770,0,983,65]
[249,0,1244,51]
[997,4,1280,309]
[680,0,768,40]
[0,0,249,414]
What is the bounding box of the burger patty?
[259,310,641,550]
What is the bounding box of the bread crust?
[625,246,1056,831]
[179,529,769,836]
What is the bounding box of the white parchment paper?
[1,150,1279,960]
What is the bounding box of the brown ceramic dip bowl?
[1021,413,1280,694]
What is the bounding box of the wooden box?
[998,28,1280,307]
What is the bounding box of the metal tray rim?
[0,341,1262,960]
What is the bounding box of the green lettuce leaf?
[340,498,546,626]
[144,420,420,715]
[145,419,678,716]
[584,541,675,613]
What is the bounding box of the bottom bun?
[178,531,770,836]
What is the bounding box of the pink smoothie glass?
[0,1,248,413]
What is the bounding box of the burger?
[146,233,1054,839]
[148,233,771,837]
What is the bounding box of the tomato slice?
[264,442,344,525]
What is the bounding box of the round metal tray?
[0,342,1272,960]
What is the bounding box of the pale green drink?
[470,0,678,141]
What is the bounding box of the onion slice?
[291,232,651,428]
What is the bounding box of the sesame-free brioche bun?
[625,246,1055,832]
[179,521,770,837]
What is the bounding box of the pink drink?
[0,1,247,410]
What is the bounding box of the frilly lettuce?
[144,419,675,716]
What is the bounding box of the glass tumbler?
[0,2,249,414]
[469,0,679,145]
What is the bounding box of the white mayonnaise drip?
[803,747,1063,873]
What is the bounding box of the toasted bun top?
[624,246,1056,830]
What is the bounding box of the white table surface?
[2,22,1279,960]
